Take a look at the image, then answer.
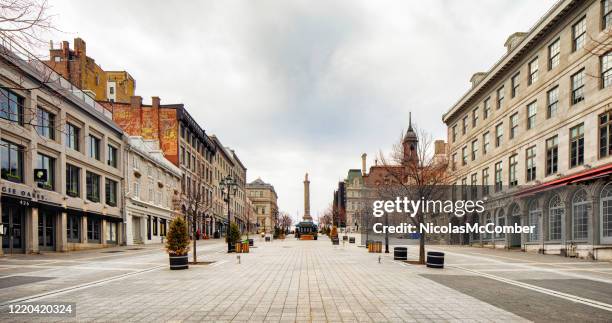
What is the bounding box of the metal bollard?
[378,255,381,264]
[237,255,241,264]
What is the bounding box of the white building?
[124,136,182,245]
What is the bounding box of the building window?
[528,57,539,85]
[87,135,100,160]
[483,97,491,119]
[133,179,140,200]
[482,168,489,196]
[571,69,585,105]
[509,154,518,187]
[462,146,467,166]
[86,171,101,203]
[160,219,167,236]
[107,144,118,168]
[471,139,478,161]
[470,173,477,198]
[36,107,55,140]
[527,101,537,130]
[66,164,80,197]
[600,111,612,158]
[511,73,520,98]
[106,222,117,243]
[604,0,612,29]
[548,38,560,70]
[0,139,23,183]
[497,86,505,109]
[0,88,24,125]
[36,153,55,191]
[495,123,503,147]
[87,217,101,243]
[602,51,612,88]
[496,210,506,239]
[484,212,493,240]
[572,16,586,51]
[572,189,590,240]
[546,135,559,175]
[462,116,468,135]
[65,123,80,151]
[570,123,584,168]
[510,113,519,139]
[549,195,563,241]
[67,214,80,243]
[528,201,541,242]
[451,153,456,171]
[600,182,612,242]
[483,132,490,155]
[526,146,536,182]
[547,86,559,118]
[105,178,117,207]
[494,161,503,192]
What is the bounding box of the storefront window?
[106,222,117,243]
[67,214,80,243]
[87,217,101,243]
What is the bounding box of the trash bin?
[342,235,348,241]
[349,237,355,244]
[394,247,407,261]
[426,251,445,268]
[265,236,271,242]
[248,239,254,247]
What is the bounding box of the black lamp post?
[220,175,237,253]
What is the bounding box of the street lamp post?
[219,175,238,253]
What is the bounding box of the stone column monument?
[303,173,312,221]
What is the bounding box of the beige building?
[211,135,248,235]
[246,178,278,234]
[443,0,612,260]
[1,40,125,254]
[124,136,182,245]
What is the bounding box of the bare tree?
[0,0,56,50]
[377,125,449,264]
[183,176,213,264]
[278,212,293,234]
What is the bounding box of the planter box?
[169,254,189,270]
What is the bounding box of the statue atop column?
[303,173,312,222]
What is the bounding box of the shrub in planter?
[166,216,190,270]
[226,222,241,250]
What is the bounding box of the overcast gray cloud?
[44,0,557,221]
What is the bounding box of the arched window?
[548,195,563,241]
[528,200,541,242]
[495,209,506,239]
[572,189,590,240]
[600,183,612,243]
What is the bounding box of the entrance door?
[509,215,522,248]
[38,210,55,250]
[132,217,142,244]
[2,205,24,253]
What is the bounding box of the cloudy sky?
[44,0,557,222]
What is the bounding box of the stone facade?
[246,178,278,234]
[124,136,181,245]
[0,42,125,254]
[442,0,612,260]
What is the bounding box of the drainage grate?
[0,276,54,289]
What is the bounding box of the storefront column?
[56,211,67,252]
[27,207,39,254]
[81,215,88,244]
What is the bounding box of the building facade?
[45,38,136,103]
[211,135,248,235]
[101,96,217,239]
[1,42,125,254]
[246,178,278,234]
[443,0,612,260]
[124,136,181,245]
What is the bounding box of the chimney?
[361,153,367,176]
[130,96,142,110]
[74,38,86,56]
[152,96,160,109]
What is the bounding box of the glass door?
[38,210,55,250]
[2,205,24,253]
